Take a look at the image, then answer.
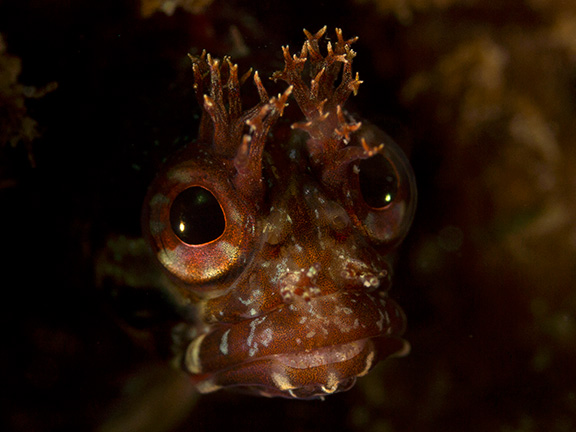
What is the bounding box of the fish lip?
[272,338,369,370]
[185,289,407,392]
[248,334,410,371]
[192,335,409,399]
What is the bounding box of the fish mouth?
[184,291,409,398]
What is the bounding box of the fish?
[142,27,416,399]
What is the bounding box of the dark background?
[1,0,575,431]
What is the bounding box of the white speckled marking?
[357,350,375,377]
[271,372,294,390]
[261,327,273,347]
[306,265,319,278]
[322,372,339,393]
[238,296,253,306]
[219,329,230,355]
[246,316,267,357]
[195,378,222,394]
[238,289,263,306]
[376,309,385,331]
[185,333,206,374]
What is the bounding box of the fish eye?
[170,186,226,245]
[358,153,398,209]
[347,132,417,247]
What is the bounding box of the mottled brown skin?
[142,27,416,399]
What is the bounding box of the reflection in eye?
[358,153,399,209]
[170,186,226,245]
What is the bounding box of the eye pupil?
[170,186,225,245]
[358,153,398,209]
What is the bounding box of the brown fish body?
[143,27,416,398]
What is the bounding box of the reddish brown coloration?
[143,28,416,399]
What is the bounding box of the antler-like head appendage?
[272,28,376,188]
[189,52,290,202]
[187,28,375,200]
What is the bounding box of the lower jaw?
[192,335,409,399]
